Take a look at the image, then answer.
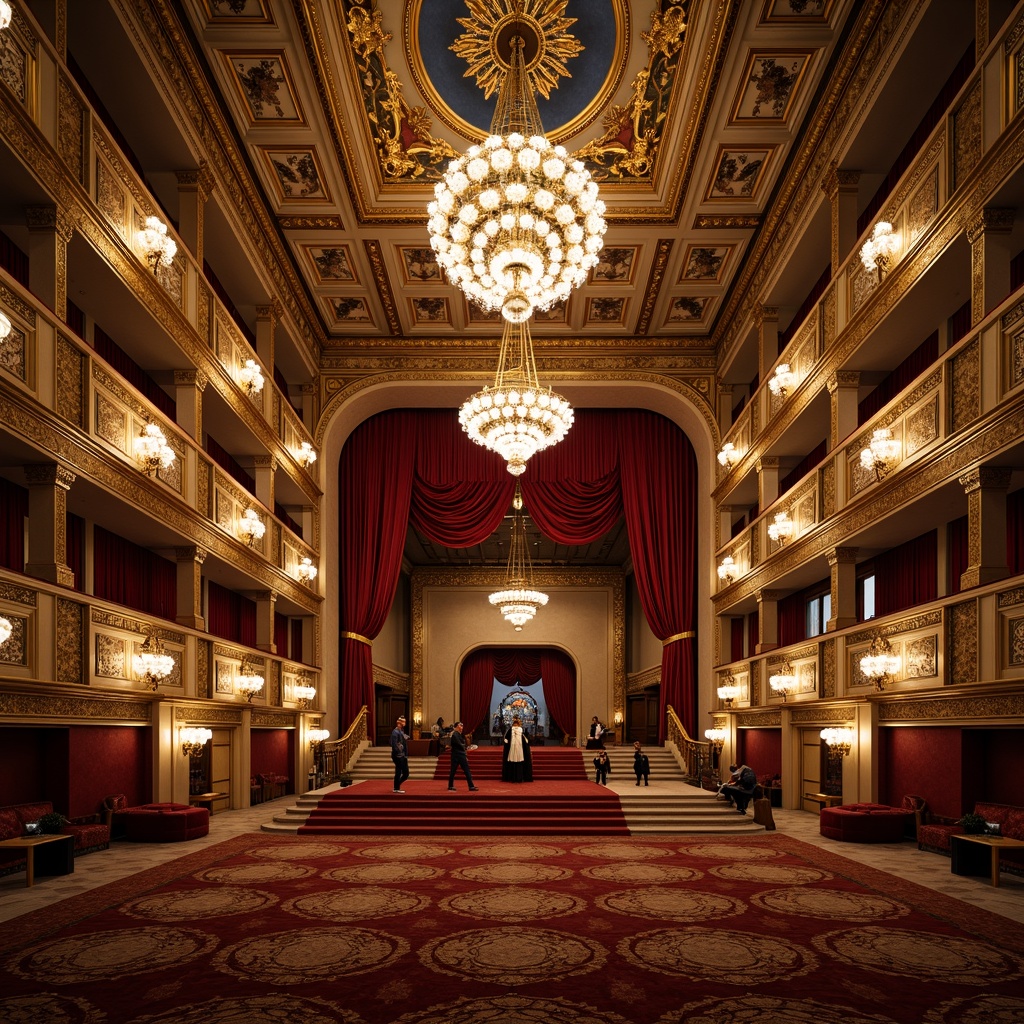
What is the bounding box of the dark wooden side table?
[0,834,75,886]
[189,791,227,813]
[950,833,1024,887]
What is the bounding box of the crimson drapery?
[207,581,256,646]
[873,530,937,617]
[339,409,697,739]
[458,648,495,739]
[492,649,541,686]
[539,648,576,739]
[93,526,176,621]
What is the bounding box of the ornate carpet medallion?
[619,927,817,984]
[458,842,565,860]
[709,862,830,884]
[213,927,408,983]
[597,886,745,923]
[580,862,703,883]
[812,927,1022,983]
[120,886,277,922]
[322,861,443,883]
[657,994,902,1023]
[196,863,317,884]
[678,843,782,860]
[392,992,632,1024]
[420,926,606,984]
[750,887,910,922]
[573,841,673,860]
[247,841,347,860]
[452,860,572,883]
[0,993,105,1024]
[355,842,453,860]
[923,994,1024,1023]
[438,885,586,921]
[281,886,429,921]
[126,994,363,1024]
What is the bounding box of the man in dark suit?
[447,721,479,792]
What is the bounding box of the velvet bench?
[0,801,110,876]
[918,801,1024,874]
[113,802,210,842]
[820,802,912,843]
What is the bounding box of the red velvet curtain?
[274,613,289,659]
[873,530,937,617]
[93,526,176,621]
[539,648,576,739]
[458,648,495,738]
[207,581,256,646]
[492,649,542,686]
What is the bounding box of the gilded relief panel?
[95,634,127,680]
[905,397,938,457]
[58,73,85,184]
[0,13,32,108]
[821,637,835,698]
[952,80,982,191]
[1011,617,1024,666]
[96,158,127,237]
[0,322,27,382]
[197,639,210,699]
[1012,329,1024,390]
[951,337,981,432]
[849,259,876,316]
[904,636,938,678]
[96,394,127,452]
[56,598,84,684]
[907,166,938,243]
[947,600,978,686]
[0,614,27,665]
[56,334,85,427]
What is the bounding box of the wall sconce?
[413,711,422,728]
[0,616,12,645]
[717,442,740,469]
[236,663,265,702]
[703,727,725,753]
[859,427,901,481]
[717,556,736,586]
[237,358,264,397]
[238,508,266,547]
[180,726,212,758]
[717,678,739,708]
[309,728,330,755]
[769,663,797,701]
[294,441,317,468]
[0,3,11,32]
[820,726,854,760]
[133,423,176,476]
[293,680,316,709]
[0,310,11,341]
[613,710,623,726]
[767,510,794,547]
[137,215,177,274]
[860,220,900,280]
[859,633,900,691]
[296,557,318,585]
[768,362,795,399]
[133,632,174,689]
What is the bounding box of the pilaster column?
[26,205,74,321]
[299,383,316,431]
[254,591,278,654]
[755,304,779,384]
[175,164,216,264]
[175,546,207,630]
[976,1,991,63]
[24,464,76,586]
[756,457,781,509]
[826,547,859,631]
[958,466,1012,589]
[826,371,860,450]
[173,369,208,443]
[718,506,741,551]
[252,455,277,510]
[967,207,1015,325]
[755,590,781,654]
[716,383,734,435]
[821,164,860,274]
[255,301,281,376]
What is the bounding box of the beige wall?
[626,574,662,673]
[374,571,410,674]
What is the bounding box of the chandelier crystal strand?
[489,484,548,629]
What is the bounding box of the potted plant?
[337,770,353,788]
[36,811,69,834]
[958,811,986,835]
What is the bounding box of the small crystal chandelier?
[180,726,212,758]
[767,510,794,546]
[133,632,174,689]
[490,484,548,630]
[428,7,606,324]
[717,677,739,708]
[0,311,11,341]
[717,556,736,586]
[136,215,177,273]
[717,442,739,468]
[236,662,265,701]
[237,358,264,397]
[293,679,316,709]
[0,616,12,645]
[0,2,11,32]
[769,662,797,701]
[859,633,900,690]
[859,426,901,481]
[133,423,175,476]
[296,557,318,585]
[238,508,266,546]
[459,315,574,476]
[820,726,854,759]
[768,362,795,398]
[309,728,330,748]
[294,441,317,468]
[860,221,900,279]
[703,727,725,753]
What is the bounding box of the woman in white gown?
[501,716,533,782]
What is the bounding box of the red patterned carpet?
[1,832,1023,1024]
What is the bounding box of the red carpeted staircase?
[299,748,629,835]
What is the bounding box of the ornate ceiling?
[179,0,854,345]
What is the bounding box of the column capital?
[252,454,278,472]
[175,546,208,564]
[827,370,860,393]
[756,456,781,472]
[958,466,1012,493]
[256,300,284,323]
[24,463,76,490]
[173,368,209,390]
[755,589,782,605]
[827,546,858,567]
[300,383,316,395]
[966,207,1015,244]
[26,204,74,242]
[821,162,860,198]
[175,163,217,200]
[753,304,778,327]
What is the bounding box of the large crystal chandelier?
[489,484,547,630]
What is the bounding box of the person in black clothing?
[447,721,479,792]
[586,716,605,749]
[390,715,410,794]
[593,749,611,785]
[720,763,757,813]
[633,741,650,787]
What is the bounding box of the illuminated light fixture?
[860,220,900,279]
[0,616,12,645]
[703,727,726,752]
[717,556,736,586]
[717,677,739,708]
[820,726,854,758]
[293,680,316,709]
[717,442,740,469]
[136,215,177,273]
[859,633,901,691]
[859,426,901,481]
[0,311,11,341]
[236,662,265,702]
[613,710,623,726]
[767,510,794,547]
[489,483,548,630]
[309,727,330,751]
[768,362,795,399]
[294,441,317,468]
[0,2,11,31]
[133,632,174,690]
[133,422,175,476]
[427,13,605,325]
[769,663,797,701]
[180,726,212,758]
[236,358,264,397]
[459,315,573,476]
[238,508,266,547]
[296,557,318,585]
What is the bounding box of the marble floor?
[1,797,1021,926]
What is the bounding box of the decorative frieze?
[174,705,242,725]
[0,583,36,606]
[0,692,151,722]
[736,710,781,727]
[790,705,853,724]
[879,692,1024,722]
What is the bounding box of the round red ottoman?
[114,803,210,842]
[820,803,911,843]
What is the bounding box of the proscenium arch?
[316,375,719,744]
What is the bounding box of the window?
[861,574,876,620]
[806,592,831,638]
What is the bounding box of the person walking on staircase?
[633,741,650,786]
[448,721,479,792]
[593,749,612,785]
[391,715,410,794]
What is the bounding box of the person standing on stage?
[586,716,605,749]
[390,714,410,794]
[448,721,479,792]
[502,716,533,782]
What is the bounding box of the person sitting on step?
[593,749,611,785]
[633,741,650,787]
[720,763,757,814]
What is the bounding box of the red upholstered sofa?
[820,802,912,843]
[0,800,111,876]
[112,801,210,843]
[918,801,1024,873]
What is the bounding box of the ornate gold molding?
[0,687,153,722]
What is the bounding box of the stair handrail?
[666,704,712,786]
[324,705,370,776]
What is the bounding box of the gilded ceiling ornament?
[451,0,583,102]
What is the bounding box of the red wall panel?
[67,726,151,817]
[880,726,962,818]
[251,729,292,787]
[739,728,781,779]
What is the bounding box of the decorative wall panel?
[58,73,85,184]
[952,80,982,191]
[0,321,27,383]
[951,337,981,432]
[56,334,86,427]
[56,598,85,684]
[95,634,127,680]
[0,615,27,666]
[947,600,978,686]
